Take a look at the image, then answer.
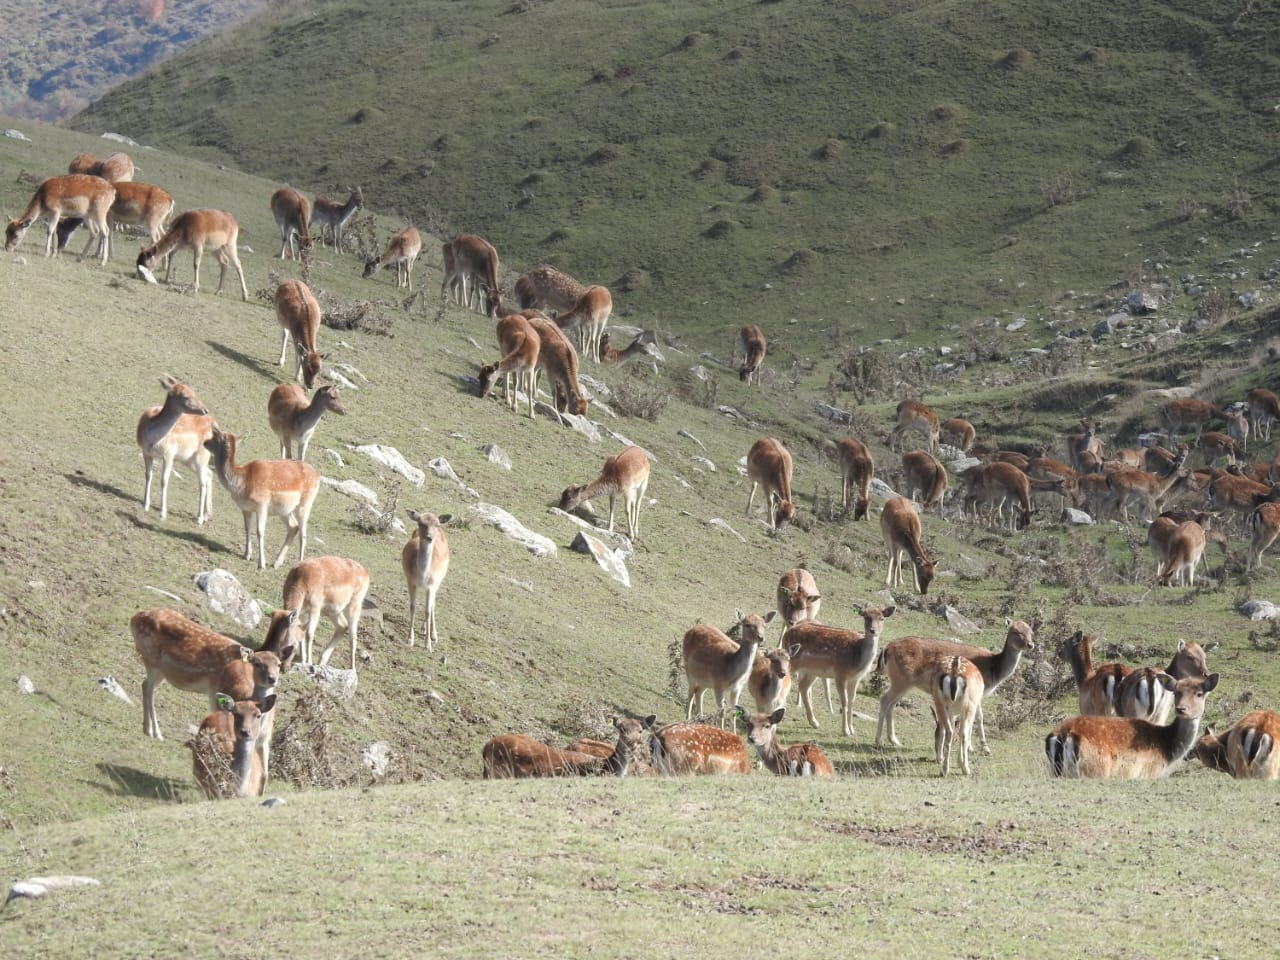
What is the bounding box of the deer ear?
[1203,673,1220,694]
[259,694,277,713]
[1005,617,1013,628]
[734,705,747,721]
[643,715,657,729]
[279,645,295,663]
[788,643,801,658]
[762,610,776,624]
[216,693,234,711]
[883,606,896,618]
[770,707,786,725]
[438,514,453,525]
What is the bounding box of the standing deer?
[788,605,896,737]
[940,417,976,453]
[902,450,947,513]
[932,656,984,776]
[738,325,767,385]
[137,209,249,300]
[106,181,175,247]
[281,556,371,670]
[682,611,776,725]
[837,438,874,520]
[270,186,313,260]
[1248,501,1280,569]
[5,173,115,263]
[526,314,590,417]
[881,496,936,594]
[748,645,800,714]
[402,509,451,649]
[267,384,346,461]
[553,286,613,363]
[1056,631,1130,717]
[275,279,326,389]
[746,437,795,531]
[891,400,940,453]
[478,313,541,419]
[776,568,821,634]
[363,226,421,289]
[136,375,215,524]
[1160,399,1221,446]
[558,445,651,540]
[738,707,835,777]
[442,234,500,314]
[309,187,363,249]
[1248,389,1280,443]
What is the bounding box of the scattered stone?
[194,569,263,630]
[941,606,981,634]
[323,448,346,468]
[425,689,445,707]
[605,429,641,449]
[261,797,287,808]
[143,585,184,603]
[98,676,134,705]
[690,455,716,472]
[480,443,512,470]
[1005,318,1027,332]
[354,444,424,485]
[717,405,745,420]
[428,457,461,484]
[1094,313,1128,338]
[579,374,612,399]
[16,675,34,695]
[548,508,634,558]
[948,456,983,474]
[869,478,900,501]
[814,401,853,424]
[470,503,557,557]
[707,518,747,542]
[1126,291,1159,314]
[689,365,711,381]
[331,362,367,383]
[362,741,392,778]
[570,531,631,587]
[321,476,379,504]
[3,128,31,141]
[1241,600,1280,621]
[562,412,601,441]
[325,368,360,391]
[1061,508,1094,525]
[677,429,707,450]
[7,876,100,903]
[290,662,358,700]
[101,131,139,145]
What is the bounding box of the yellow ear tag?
[240,646,253,662]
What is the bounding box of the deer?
[647,721,751,775]
[106,181,174,247]
[5,173,114,263]
[890,399,940,453]
[481,734,605,778]
[875,619,1035,752]
[402,509,451,649]
[479,313,542,419]
[526,314,590,417]
[281,556,371,669]
[130,607,293,742]
[309,186,363,249]
[1198,430,1238,465]
[515,264,589,313]
[746,437,795,531]
[1046,672,1219,778]
[1197,710,1280,780]
[362,226,421,289]
[1248,388,1280,443]
[1161,398,1222,446]
[788,605,896,737]
[1114,639,1209,725]
[1206,472,1280,524]
[902,450,947,513]
[737,707,835,777]
[267,383,346,461]
[552,286,613,363]
[932,656,984,776]
[682,611,776,725]
[566,717,660,777]
[776,568,821,635]
[1143,443,1188,478]
[203,428,321,569]
[748,645,800,713]
[1056,631,1130,716]
[881,496,936,594]
[1026,456,1084,512]
[1100,459,1191,524]
[70,151,135,182]
[441,234,500,314]
[1247,502,1280,568]
[558,446,651,540]
[738,324,767,385]
[598,330,661,365]
[1225,408,1250,454]
[187,694,275,799]
[1155,518,1207,587]
[961,461,1058,530]
[136,375,216,524]
[940,417,976,453]
[137,209,249,300]
[836,438,874,520]
[1066,420,1104,473]
[270,186,313,260]
[274,279,326,389]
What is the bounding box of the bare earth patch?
[823,820,1046,861]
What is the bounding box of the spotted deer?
[682,611,776,725]
[788,606,896,737]
[738,707,835,777]
[648,721,751,775]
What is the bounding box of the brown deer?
[1248,502,1280,569]
[526,314,590,417]
[738,324,767,385]
[5,173,115,263]
[479,313,541,418]
[836,438,874,520]
[738,707,835,777]
[137,209,248,300]
[363,226,421,289]
[554,286,613,363]
[682,611,776,724]
[267,384,346,462]
[1160,398,1221,445]
[442,234,500,314]
[648,721,751,775]
[891,399,940,453]
[746,437,795,531]
[940,417,976,453]
[559,446,651,540]
[481,735,605,778]
[1155,519,1207,586]
[881,496,935,594]
[788,606,896,736]
[203,428,321,569]
[274,279,326,389]
[281,556,371,670]
[514,264,588,313]
[136,375,215,524]
[1046,672,1219,778]
[1114,640,1208,726]
[309,187,363,249]
[70,151,134,182]
[106,181,174,247]
[598,330,661,365]
[1056,631,1130,716]
[748,645,801,714]
[776,568,821,634]
[902,450,947,513]
[1197,710,1280,780]
[402,509,452,649]
[187,694,275,799]
[270,186,313,260]
[1066,419,1104,473]
[932,656,984,776]
[1248,389,1280,443]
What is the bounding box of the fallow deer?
[738,707,835,777]
[1155,518,1207,587]
[891,400,940,453]
[137,209,248,300]
[203,428,321,569]
[682,611,776,725]
[1101,458,1191,524]
[788,605,896,737]
[960,461,1057,530]
[558,445,651,540]
[442,234,500,314]
[598,330,661,365]
[106,181,174,246]
[514,264,588,313]
[136,375,216,524]
[1247,501,1280,569]
[5,173,114,263]
[1056,631,1130,716]
[309,187,363,249]
[1046,672,1219,778]
[274,279,326,389]
[738,324,767,385]
[1143,443,1189,478]
[1197,710,1280,779]
[478,313,541,419]
[1066,420,1104,473]
[902,450,947,513]
[270,186,313,260]
[1207,472,1280,523]
[648,721,751,775]
[1115,640,1209,725]
[932,656,984,776]
[526,314,590,417]
[1161,398,1221,446]
[568,717,659,777]
[746,437,795,531]
[553,285,613,363]
[748,645,800,713]
[836,438,874,520]
[881,496,935,594]
[1225,408,1250,454]
[1198,430,1238,465]
[940,417,976,453]
[281,556,371,670]
[776,568,821,635]
[481,734,605,778]
[1248,388,1280,443]
[402,509,451,649]
[187,694,275,799]
[69,151,134,182]
[363,226,421,289]
[1026,456,1083,512]
[875,619,1035,752]
[267,384,346,461]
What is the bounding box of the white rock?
[814,401,853,424]
[869,478,900,500]
[320,476,379,504]
[323,448,346,468]
[470,503,557,557]
[1061,508,1094,525]
[3,128,31,141]
[101,131,139,144]
[562,412,601,441]
[707,518,747,542]
[1005,318,1027,332]
[481,444,512,470]
[325,368,360,391]
[362,741,392,778]
[331,362,367,382]
[136,264,158,284]
[1241,600,1280,621]
[548,508,634,559]
[677,429,706,450]
[290,662,358,699]
[579,374,612,398]
[354,445,424,485]
[690,456,716,472]
[194,569,262,630]
[98,676,134,705]
[16,675,34,694]
[942,606,981,635]
[570,531,631,587]
[7,876,100,902]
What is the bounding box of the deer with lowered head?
[738,707,835,777]
[559,445,651,541]
[526,314,590,417]
[275,279,326,390]
[136,375,216,524]
[515,263,588,314]
[682,611,777,726]
[137,209,248,300]
[746,437,795,531]
[881,496,936,594]
[6,173,115,263]
[267,383,346,462]
[363,226,421,289]
[836,437,874,520]
[442,233,501,315]
[478,313,541,419]
[902,450,947,514]
[281,555,371,670]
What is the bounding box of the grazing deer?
[682,611,776,724]
[270,186,313,260]
[363,226,421,289]
[881,496,935,594]
[738,324,767,385]
[836,438,874,520]
[479,313,541,418]
[5,173,115,263]
[553,286,613,363]
[1247,502,1280,569]
[788,605,896,736]
[599,330,661,365]
[1056,631,1130,716]
[526,315,590,417]
[1248,389,1280,443]
[130,608,292,741]
[267,384,346,461]
[961,461,1057,530]
[274,279,326,389]
[1197,710,1280,779]
[82,151,135,181]
[136,375,216,524]
[1046,672,1219,778]
[891,399,940,453]
[137,209,249,300]
[187,694,275,799]
[648,721,751,775]
[940,417,976,453]
[1155,518,1207,586]
[1026,456,1084,511]
[902,450,947,513]
[875,619,1035,751]
[442,234,500,314]
[738,707,835,777]
[481,734,605,778]
[203,428,321,569]
[748,645,800,713]
[106,181,174,246]
[515,264,588,313]
[402,509,451,649]
[776,568,821,634]
[281,556,371,669]
[559,445,651,540]
[309,187,363,249]
[1206,472,1280,523]
[1161,398,1221,445]
[746,437,795,531]
[1115,640,1209,725]
[1198,430,1238,465]
[932,656,984,776]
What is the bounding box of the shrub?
[611,368,670,421]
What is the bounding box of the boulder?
[1241,600,1280,621]
[320,476,379,504]
[470,503,557,557]
[570,531,631,587]
[290,662,358,700]
[353,444,424,485]
[480,443,512,471]
[707,518,747,543]
[194,569,262,630]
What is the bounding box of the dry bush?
[1194,289,1232,327]
[352,475,402,535]
[321,297,395,336]
[667,635,686,707]
[611,367,670,421]
[271,686,363,789]
[1041,173,1077,207]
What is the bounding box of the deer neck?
[296,395,332,434]
[410,536,435,582]
[140,393,189,447]
[1161,713,1203,765]
[210,442,248,500]
[230,736,258,797]
[848,630,879,676]
[983,642,1026,694]
[1063,643,1089,687]
[749,732,785,775]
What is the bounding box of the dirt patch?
[823,820,1046,861]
